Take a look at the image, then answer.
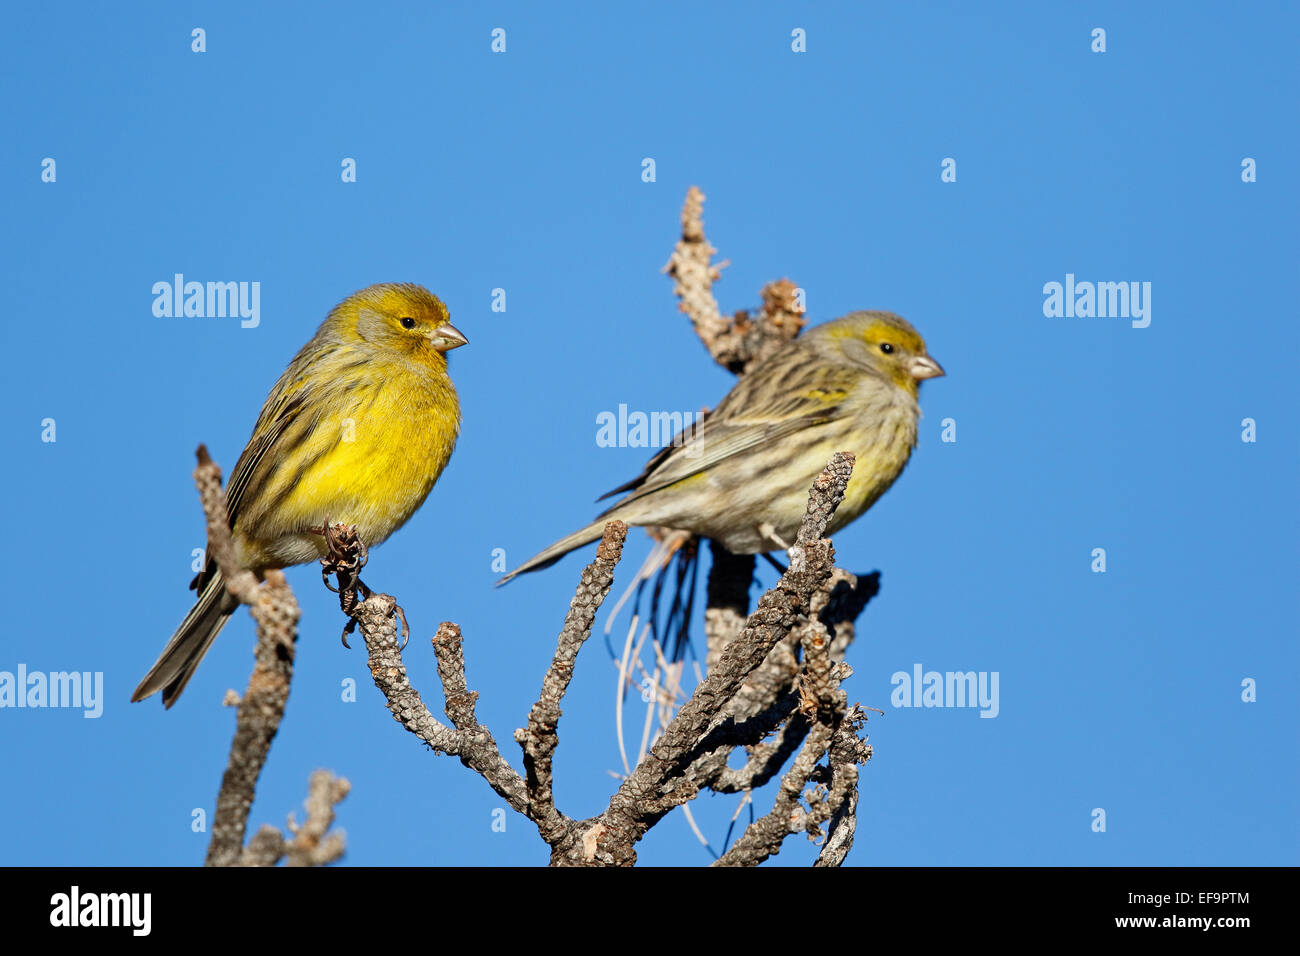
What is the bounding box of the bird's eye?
[879,342,895,354]
[400,316,417,330]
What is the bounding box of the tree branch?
[355,522,630,853]
[664,185,806,374]
[192,446,347,867]
[347,450,866,867]
[517,522,628,834]
[588,453,857,863]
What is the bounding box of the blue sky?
[2,2,1296,866]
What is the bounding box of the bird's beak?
[909,354,945,381]
[429,323,469,353]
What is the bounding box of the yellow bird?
[501,311,942,582]
[133,283,468,707]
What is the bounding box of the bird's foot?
[315,520,408,651]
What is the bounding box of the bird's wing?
[218,336,358,530]
[596,359,861,511]
[222,389,310,531]
[185,386,309,593]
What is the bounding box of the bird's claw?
[316,520,370,633]
[314,520,407,651]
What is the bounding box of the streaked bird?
[500,310,943,583]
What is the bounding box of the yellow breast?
[829,395,919,531]
[237,362,460,568]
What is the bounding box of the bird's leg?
[317,521,366,637]
[314,516,342,593]
[754,524,794,575]
[313,520,408,650]
[352,537,373,599]
[756,522,791,551]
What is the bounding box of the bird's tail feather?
[131,571,238,708]
[497,520,610,585]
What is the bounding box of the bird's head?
[332,283,468,364]
[809,311,944,396]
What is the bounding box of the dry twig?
[192,446,349,867]
[664,185,806,374]
[352,454,867,866]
